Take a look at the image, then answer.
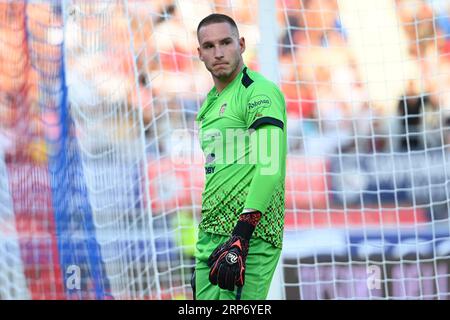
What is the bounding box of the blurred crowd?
[110,0,450,157]
[0,2,63,162]
[1,0,450,160]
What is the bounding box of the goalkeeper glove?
[207,210,261,291]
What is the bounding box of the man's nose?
[214,46,224,58]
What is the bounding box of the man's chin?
[213,69,233,79]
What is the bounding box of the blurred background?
[0,0,449,300]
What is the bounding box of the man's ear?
[197,47,203,61]
[239,37,246,54]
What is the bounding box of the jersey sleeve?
[244,81,286,131]
[243,125,286,214]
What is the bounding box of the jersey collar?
[197,65,247,123]
[208,65,247,98]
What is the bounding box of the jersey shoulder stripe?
[241,67,254,88]
[249,116,284,131]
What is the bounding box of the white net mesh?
[277,0,450,299]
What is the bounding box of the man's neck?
[213,62,244,94]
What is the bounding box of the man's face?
[197,22,245,81]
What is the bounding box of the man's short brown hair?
[197,13,239,38]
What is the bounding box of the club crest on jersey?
[219,103,227,116]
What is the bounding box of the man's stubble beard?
[210,57,241,81]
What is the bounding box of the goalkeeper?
[194,13,287,300]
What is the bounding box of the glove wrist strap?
[232,211,261,241]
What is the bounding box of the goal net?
[0,0,449,300]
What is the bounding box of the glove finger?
[207,247,221,267]
[209,261,219,285]
[208,244,227,267]
[236,268,244,287]
[209,271,218,286]
[235,259,245,287]
[209,251,227,281]
[226,266,236,291]
[217,264,229,290]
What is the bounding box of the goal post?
[257,0,285,300]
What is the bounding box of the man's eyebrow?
[201,37,234,46]
[201,40,213,46]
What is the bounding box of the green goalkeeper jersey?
[196,66,287,248]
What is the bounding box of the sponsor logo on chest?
[248,95,271,110]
